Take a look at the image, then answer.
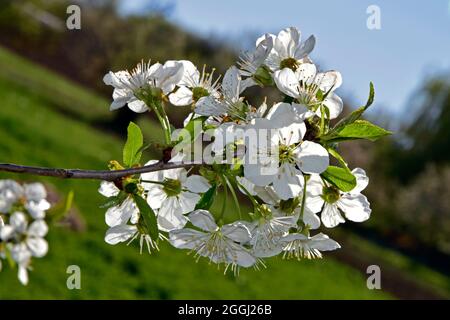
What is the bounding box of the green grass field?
[0,46,397,299]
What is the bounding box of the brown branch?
[0,161,197,181]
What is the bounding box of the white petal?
[98,181,119,197]
[222,222,252,243]
[302,208,321,230]
[10,212,28,232]
[146,187,167,210]
[230,243,257,267]
[337,194,371,223]
[351,167,369,194]
[105,197,137,227]
[104,225,136,245]
[295,63,317,84]
[321,203,345,228]
[188,210,218,232]
[274,68,300,98]
[195,96,225,116]
[222,66,242,100]
[0,225,14,241]
[272,163,304,200]
[236,176,257,196]
[322,93,343,119]
[26,238,48,257]
[184,175,210,193]
[18,265,29,286]
[169,86,194,106]
[169,229,206,249]
[294,35,315,59]
[275,27,300,58]
[295,141,329,174]
[157,197,188,231]
[128,99,148,113]
[28,220,48,237]
[24,183,46,201]
[11,243,31,264]
[315,71,342,92]
[178,192,200,214]
[276,121,305,145]
[310,233,341,251]
[177,60,200,87]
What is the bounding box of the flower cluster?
[101,26,389,273]
[0,180,50,285]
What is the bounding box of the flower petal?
[169,86,194,106]
[321,203,345,228]
[188,209,218,232]
[98,181,120,198]
[184,175,211,193]
[337,193,371,223]
[104,224,136,245]
[351,167,369,194]
[26,238,48,257]
[274,68,300,98]
[295,141,329,174]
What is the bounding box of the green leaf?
[322,120,392,143]
[321,166,357,192]
[123,122,144,167]
[195,184,217,210]
[327,147,350,171]
[333,82,375,130]
[99,192,127,209]
[133,194,159,241]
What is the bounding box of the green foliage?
[133,194,159,241]
[321,166,357,192]
[123,122,144,167]
[195,184,217,210]
[322,120,391,143]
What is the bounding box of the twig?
[0,161,197,181]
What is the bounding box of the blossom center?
[280,58,299,71]
[322,186,340,204]
[192,86,210,102]
[278,144,295,164]
[163,178,182,197]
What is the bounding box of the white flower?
[169,210,258,272]
[98,181,139,228]
[263,27,315,72]
[274,64,343,119]
[236,177,321,230]
[141,160,210,232]
[103,60,184,112]
[244,116,329,200]
[0,179,23,212]
[246,208,298,258]
[307,168,371,228]
[281,232,340,260]
[238,34,273,87]
[0,180,50,219]
[195,66,250,119]
[0,212,49,285]
[104,223,164,254]
[169,60,220,107]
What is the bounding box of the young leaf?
[322,120,391,143]
[195,184,217,210]
[133,194,159,241]
[332,82,375,130]
[327,147,350,172]
[123,122,144,167]
[321,166,357,192]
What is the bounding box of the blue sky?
[119,0,450,117]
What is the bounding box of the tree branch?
[0,161,197,181]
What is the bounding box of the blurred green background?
[0,0,449,299]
